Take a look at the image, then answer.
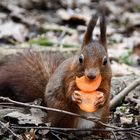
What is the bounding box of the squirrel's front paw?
[94,92,105,107]
[72,91,82,104]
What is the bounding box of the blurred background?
[0,0,140,72]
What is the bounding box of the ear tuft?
[99,6,107,51]
[82,13,98,48]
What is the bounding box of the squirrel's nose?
[87,73,96,80]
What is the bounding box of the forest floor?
[0,0,140,139]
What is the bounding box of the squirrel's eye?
[79,54,84,64]
[103,56,108,65]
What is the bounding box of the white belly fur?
[76,108,103,129]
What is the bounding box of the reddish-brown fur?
[45,10,112,133]
[0,51,64,103]
[0,9,112,137]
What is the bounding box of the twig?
[0,102,13,105]
[11,125,113,132]
[110,77,140,109]
[10,124,140,139]
[0,105,24,110]
[51,130,69,136]
[0,96,99,120]
[0,121,22,140]
[131,131,140,138]
[111,130,117,140]
[51,131,62,140]
[128,132,140,139]
[95,120,119,129]
[11,125,139,132]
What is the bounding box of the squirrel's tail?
[0,50,64,103]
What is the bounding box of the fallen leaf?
[4,111,43,125]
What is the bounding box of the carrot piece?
[75,75,102,92]
[77,90,98,112]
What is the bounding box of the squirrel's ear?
[81,13,98,48]
[99,7,107,52]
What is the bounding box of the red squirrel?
[0,10,112,135]
[44,11,112,131]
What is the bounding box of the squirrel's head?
[76,9,110,80]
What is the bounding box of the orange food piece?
[77,90,98,112]
[76,75,102,92]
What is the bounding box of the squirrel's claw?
[94,92,105,107]
[72,91,82,104]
